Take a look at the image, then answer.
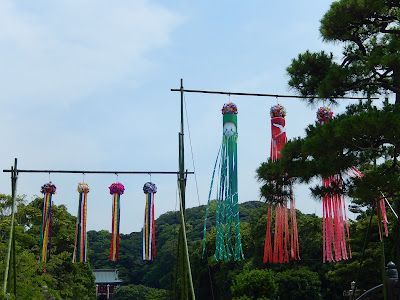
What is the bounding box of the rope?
[184,97,215,300]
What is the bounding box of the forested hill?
[87,199,396,300]
[0,193,392,299]
[87,200,265,288]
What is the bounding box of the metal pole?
[170,88,379,100]
[3,170,193,175]
[2,159,18,296]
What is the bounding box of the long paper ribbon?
[143,182,157,260]
[264,109,300,263]
[39,193,53,262]
[110,193,120,261]
[38,182,56,263]
[203,103,244,262]
[73,183,89,263]
[109,182,124,261]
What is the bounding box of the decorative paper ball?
[143,182,157,194]
[41,182,56,194]
[270,105,286,117]
[77,183,90,194]
[221,102,238,115]
[316,106,333,122]
[109,183,125,195]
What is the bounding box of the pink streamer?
[322,175,351,262]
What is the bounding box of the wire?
[184,95,215,300]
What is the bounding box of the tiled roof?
[93,269,123,284]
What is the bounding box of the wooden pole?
[2,159,18,296]
[178,79,196,299]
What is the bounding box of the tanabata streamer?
[142,182,157,261]
[109,182,125,261]
[346,167,388,241]
[39,182,56,262]
[317,107,351,262]
[264,105,300,263]
[202,102,244,261]
[73,183,90,263]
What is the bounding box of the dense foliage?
[286,0,399,104]
[258,1,400,291]
[0,191,395,299]
[87,200,395,300]
[0,194,96,299]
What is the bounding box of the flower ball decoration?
[317,107,333,123]
[143,182,157,194]
[222,102,238,115]
[270,105,286,118]
[41,182,57,194]
[77,182,90,194]
[109,182,125,195]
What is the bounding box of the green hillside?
[88,200,396,299]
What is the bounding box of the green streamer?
[203,107,244,261]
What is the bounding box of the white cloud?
[0,0,182,106]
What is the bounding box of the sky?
[0,0,395,234]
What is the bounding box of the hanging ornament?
[142,182,157,261]
[317,107,351,262]
[264,105,300,263]
[202,102,244,262]
[109,182,125,261]
[73,183,90,263]
[39,182,56,262]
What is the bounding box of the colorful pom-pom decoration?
[40,182,56,194]
[316,106,333,123]
[77,182,90,194]
[143,182,157,194]
[221,102,238,115]
[109,182,125,195]
[270,105,286,118]
[39,182,56,262]
[143,182,157,261]
[73,183,90,263]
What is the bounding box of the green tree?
[256,101,400,264]
[275,267,322,300]
[112,284,168,300]
[286,0,399,104]
[230,269,277,300]
[0,195,96,299]
[326,209,395,293]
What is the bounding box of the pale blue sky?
[0,0,393,233]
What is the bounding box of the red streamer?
[264,113,300,263]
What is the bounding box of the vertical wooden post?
[178,79,196,299]
[2,158,18,296]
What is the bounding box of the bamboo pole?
[2,159,18,296]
